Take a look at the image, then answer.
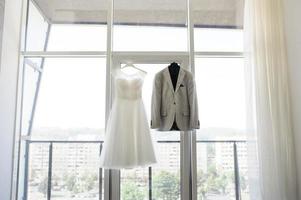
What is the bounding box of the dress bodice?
[113,70,145,100]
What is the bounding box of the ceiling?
[32,0,244,28]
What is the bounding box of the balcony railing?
[22,139,246,200]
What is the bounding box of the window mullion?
[186,0,197,199]
[104,0,119,198]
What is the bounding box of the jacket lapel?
[175,67,185,93]
[163,68,175,93]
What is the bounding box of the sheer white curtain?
[244,0,298,199]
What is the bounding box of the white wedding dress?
[99,69,157,169]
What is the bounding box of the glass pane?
[121,168,149,200]
[113,0,188,51]
[197,142,235,200]
[192,0,244,52]
[192,0,244,28]
[31,58,106,140]
[22,58,42,135]
[26,1,49,51]
[47,24,107,51]
[27,0,107,51]
[152,136,181,200]
[195,58,246,140]
[195,57,248,199]
[30,0,108,24]
[51,143,102,200]
[113,26,188,51]
[194,28,243,52]
[27,143,49,200]
[119,64,181,200]
[120,135,181,200]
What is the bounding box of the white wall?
[0,0,23,199]
[283,0,301,197]
[0,0,4,63]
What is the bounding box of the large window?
[17,0,247,200]
[195,47,248,200]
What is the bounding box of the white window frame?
[15,0,245,199]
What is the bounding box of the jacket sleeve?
[188,74,200,129]
[151,74,162,129]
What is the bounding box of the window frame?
[16,0,245,200]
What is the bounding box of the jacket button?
[174,102,176,105]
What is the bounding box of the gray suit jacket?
[151,67,199,131]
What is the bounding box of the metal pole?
[187,0,195,74]
[47,142,53,200]
[22,141,30,200]
[233,142,241,200]
[104,0,118,198]
[181,131,191,200]
[187,0,197,198]
[23,0,30,52]
[148,167,152,200]
[18,0,30,199]
[99,144,103,200]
